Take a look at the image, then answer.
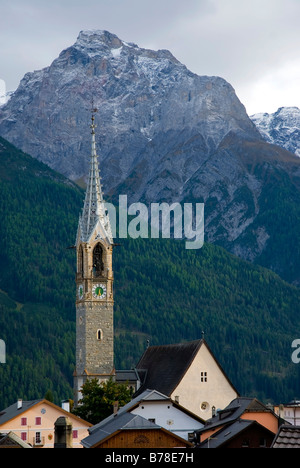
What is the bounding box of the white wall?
[131,400,203,441]
[171,343,238,419]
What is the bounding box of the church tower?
[74,108,114,406]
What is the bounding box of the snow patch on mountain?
[251,107,300,157]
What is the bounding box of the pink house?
[0,399,92,448]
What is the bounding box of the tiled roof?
[81,412,161,448]
[272,425,300,448]
[196,397,277,435]
[198,419,275,448]
[134,340,203,396]
[134,339,239,398]
[89,389,169,435]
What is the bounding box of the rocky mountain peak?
[0,30,299,284]
[76,29,124,50]
[0,30,259,184]
[251,106,300,156]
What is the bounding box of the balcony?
[32,436,45,447]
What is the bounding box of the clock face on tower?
[92,283,107,299]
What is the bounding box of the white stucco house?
[133,339,239,420]
[89,388,205,442]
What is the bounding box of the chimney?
[17,399,22,409]
[61,400,70,413]
[113,401,119,415]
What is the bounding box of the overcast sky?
[0,0,299,115]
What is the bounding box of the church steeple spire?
[74,105,115,407]
[77,106,113,244]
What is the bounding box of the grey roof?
[272,425,300,448]
[115,369,141,382]
[89,389,170,435]
[134,339,202,397]
[134,339,239,397]
[77,113,113,244]
[198,419,274,448]
[0,400,42,426]
[196,397,277,434]
[81,412,160,448]
[89,388,205,439]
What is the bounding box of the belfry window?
[93,243,104,277]
[78,245,84,277]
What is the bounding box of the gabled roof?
[89,389,167,435]
[198,419,275,448]
[134,340,203,397]
[271,425,300,448]
[134,339,238,397]
[82,412,175,448]
[0,399,92,427]
[196,397,278,435]
[0,431,32,448]
[0,400,42,426]
[89,389,204,436]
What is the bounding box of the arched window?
[93,243,104,277]
[78,245,84,277]
[97,329,103,341]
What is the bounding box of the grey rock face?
[0,30,260,187]
[251,107,300,157]
[1,30,300,283]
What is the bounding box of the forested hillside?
[0,136,300,409]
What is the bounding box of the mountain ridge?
[0,29,261,183]
[0,30,299,284]
[251,106,300,157]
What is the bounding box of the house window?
[259,438,267,447]
[21,417,27,426]
[148,418,156,423]
[242,438,250,447]
[35,432,42,444]
[73,430,78,439]
[35,417,41,425]
[21,432,27,441]
[201,371,207,382]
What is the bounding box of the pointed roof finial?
[90,99,98,135]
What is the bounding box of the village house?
[87,388,205,444]
[274,400,300,426]
[80,411,193,449]
[195,396,282,448]
[0,399,91,448]
[132,339,239,420]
